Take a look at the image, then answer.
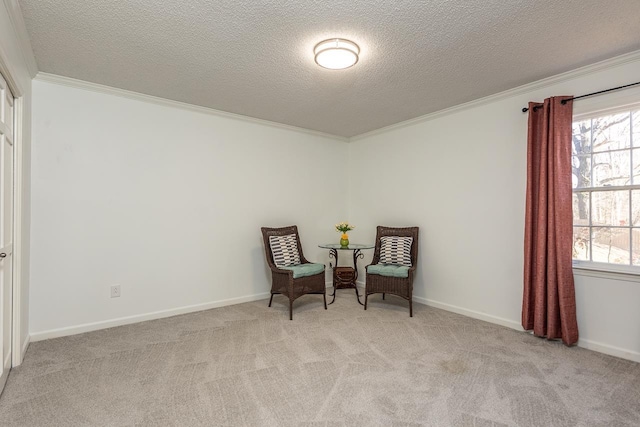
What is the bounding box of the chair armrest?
[299,259,326,270]
[407,264,418,279]
[268,264,294,277]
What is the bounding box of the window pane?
[633,148,640,185]
[573,227,590,261]
[570,111,640,268]
[633,190,640,226]
[572,155,591,188]
[592,112,630,152]
[633,228,640,266]
[593,150,630,187]
[632,110,640,147]
[572,192,589,225]
[572,119,591,155]
[591,190,629,226]
[591,227,630,265]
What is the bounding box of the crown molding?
[0,36,23,96]
[34,73,348,142]
[351,49,640,141]
[34,48,640,143]
[3,0,38,78]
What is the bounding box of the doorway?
[0,71,14,392]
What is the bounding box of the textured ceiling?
[18,0,640,138]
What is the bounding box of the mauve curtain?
[522,96,579,346]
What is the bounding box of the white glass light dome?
[314,38,360,70]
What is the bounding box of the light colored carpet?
[0,292,639,426]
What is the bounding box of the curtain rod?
[521,81,640,113]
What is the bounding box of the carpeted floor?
[0,292,639,426]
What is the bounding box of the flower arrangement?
[336,222,354,247]
[335,222,355,239]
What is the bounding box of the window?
[572,105,640,271]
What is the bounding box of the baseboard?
[19,335,30,364]
[28,288,640,363]
[415,296,640,363]
[359,280,521,330]
[357,280,523,330]
[577,337,640,363]
[30,292,271,342]
[414,296,523,331]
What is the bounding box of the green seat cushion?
[366,264,410,278]
[280,263,325,278]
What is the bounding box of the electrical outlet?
[110,285,121,298]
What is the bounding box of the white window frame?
[572,101,640,279]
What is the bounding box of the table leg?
[353,249,365,305]
[329,248,338,305]
[354,284,363,305]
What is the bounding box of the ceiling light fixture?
[314,38,360,70]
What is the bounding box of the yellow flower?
[335,221,355,233]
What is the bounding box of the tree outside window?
[572,108,640,267]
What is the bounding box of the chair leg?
[364,293,368,310]
[289,299,293,321]
[268,293,274,307]
[409,297,413,317]
[382,293,385,300]
[323,291,327,310]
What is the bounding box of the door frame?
[0,41,26,367]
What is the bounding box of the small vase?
[340,234,349,247]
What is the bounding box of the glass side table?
[318,243,374,305]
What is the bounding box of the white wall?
[348,53,640,362]
[28,49,640,362]
[0,0,34,364]
[29,79,347,338]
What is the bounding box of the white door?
[0,72,14,392]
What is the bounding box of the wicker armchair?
[261,225,327,320]
[364,226,419,317]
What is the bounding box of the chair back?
[261,225,308,267]
[371,226,419,266]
